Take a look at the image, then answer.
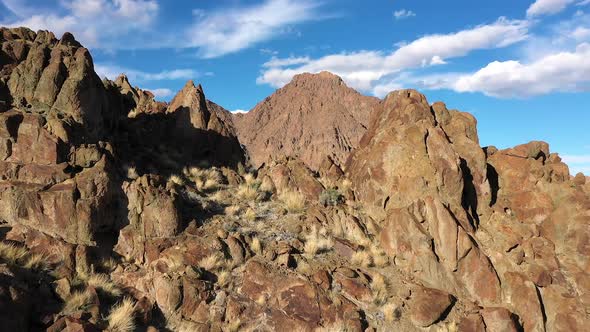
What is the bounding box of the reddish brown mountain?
[233,71,380,170]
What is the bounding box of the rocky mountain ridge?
[0,26,588,332]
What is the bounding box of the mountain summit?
[234,71,380,170]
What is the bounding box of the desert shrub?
[319,188,344,206]
[279,190,306,213]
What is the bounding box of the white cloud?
[263,56,311,67]
[257,18,529,92]
[527,0,575,17]
[1,0,159,49]
[562,154,590,163]
[149,88,174,98]
[186,0,322,58]
[393,9,416,20]
[562,154,590,174]
[95,64,199,82]
[232,109,249,114]
[438,43,590,97]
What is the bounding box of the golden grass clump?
[63,290,94,314]
[351,250,372,268]
[279,190,306,213]
[107,298,136,332]
[243,207,257,222]
[199,252,224,271]
[0,242,47,270]
[217,270,231,287]
[371,273,389,305]
[224,205,242,216]
[84,273,122,297]
[168,174,185,186]
[251,237,263,255]
[304,226,333,258]
[236,184,258,200]
[0,242,27,265]
[125,165,139,180]
[382,301,400,323]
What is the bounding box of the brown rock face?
[234,71,380,170]
[346,88,590,329]
[1,28,112,141]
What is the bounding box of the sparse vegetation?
[125,165,139,180]
[304,226,334,258]
[63,289,94,314]
[279,190,306,213]
[199,252,224,271]
[319,188,344,206]
[0,242,47,270]
[243,207,257,221]
[168,174,185,186]
[236,183,258,200]
[225,204,242,216]
[351,250,372,267]
[371,273,389,305]
[107,298,136,332]
[74,272,122,297]
[251,237,263,255]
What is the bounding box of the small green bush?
[319,188,344,206]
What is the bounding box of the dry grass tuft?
[382,301,401,323]
[370,245,389,267]
[243,207,257,222]
[371,273,389,305]
[0,242,27,265]
[351,250,372,268]
[199,252,224,271]
[279,190,306,213]
[107,298,136,332]
[224,205,242,216]
[125,165,139,180]
[243,173,256,185]
[217,270,231,287]
[0,242,47,270]
[168,174,185,186]
[304,226,333,258]
[63,290,94,314]
[23,252,46,270]
[236,184,258,201]
[85,273,122,297]
[251,237,263,255]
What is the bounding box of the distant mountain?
[233,71,380,170]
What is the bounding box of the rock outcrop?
[0,26,588,332]
[346,89,590,331]
[233,71,380,170]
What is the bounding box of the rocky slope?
[0,26,588,332]
[233,71,380,170]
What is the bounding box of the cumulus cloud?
[1,0,159,49]
[186,0,322,58]
[562,154,590,174]
[149,88,174,98]
[95,64,199,82]
[527,0,575,17]
[408,43,590,98]
[257,18,529,91]
[393,9,416,20]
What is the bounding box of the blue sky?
[1,0,589,174]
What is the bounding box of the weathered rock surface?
[347,89,590,331]
[234,71,380,170]
[0,26,588,332]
